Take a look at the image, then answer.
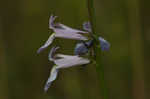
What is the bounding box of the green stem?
[86,0,96,34]
[86,0,108,99]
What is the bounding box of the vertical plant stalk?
[86,0,96,34]
[86,0,108,99]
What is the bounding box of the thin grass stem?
[86,0,108,99]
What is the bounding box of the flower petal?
[49,15,88,34]
[54,54,90,69]
[98,37,110,51]
[83,21,91,32]
[49,15,58,29]
[48,15,89,40]
[55,54,74,58]
[44,66,59,92]
[58,24,88,34]
[48,46,59,61]
[55,31,88,40]
[37,33,55,53]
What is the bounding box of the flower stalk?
[86,0,108,99]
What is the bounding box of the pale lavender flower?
[37,15,89,53]
[44,47,90,92]
[49,15,88,33]
[49,15,88,40]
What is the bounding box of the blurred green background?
[0,0,149,99]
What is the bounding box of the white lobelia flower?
[44,47,90,92]
[37,15,89,53]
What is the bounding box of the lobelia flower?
[82,21,110,52]
[83,21,92,32]
[74,37,110,55]
[74,40,93,55]
[37,15,89,53]
[98,37,110,51]
[44,47,90,92]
